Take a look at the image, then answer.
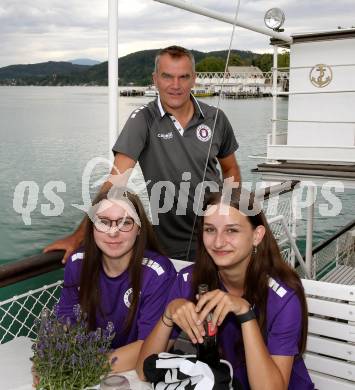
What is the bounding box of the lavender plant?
[31,304,115,390]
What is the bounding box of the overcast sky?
[1,0,354,68]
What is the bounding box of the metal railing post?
[272,45,278,146]
[108,0,118,160]
[305,185,316,278]
[291,192,297,268]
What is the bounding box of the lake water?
[0,86,354,264]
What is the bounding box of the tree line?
[196,52,289,72]
[0,49,289,86]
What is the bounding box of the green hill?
[0,49,288,86]
[0,61,89,82]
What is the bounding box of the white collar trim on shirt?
[157,94,205,136]
[157,96,165,117]
[157,96,184,135]
[157,94,205,118]
[191,94,205,118]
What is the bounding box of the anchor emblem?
[309,64,332,88]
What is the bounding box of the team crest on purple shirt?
[196,124,212,142]
[123,287,133,308]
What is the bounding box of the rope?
[186,0,242,261]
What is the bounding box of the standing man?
[44,46,240,261]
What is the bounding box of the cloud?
[0,0,354,67]
[0,0,106,33]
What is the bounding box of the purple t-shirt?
[168,265,314,390]
[57,249,176,349]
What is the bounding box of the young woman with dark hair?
[57,187,176,373]
[137,188,314,389]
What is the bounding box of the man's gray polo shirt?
[112,97,238,260]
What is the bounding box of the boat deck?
[253,162,355,179]
[320,265,355,285]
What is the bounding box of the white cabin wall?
[288,37,355,147]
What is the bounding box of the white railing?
[263,192,312,276]
[196,71,289,82]
[0,281,63,344]
[302,279,355,389]
[313,228,355,280]
[195,71,289,94]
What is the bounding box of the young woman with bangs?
[57,187,176,373]
[137,187,314,389]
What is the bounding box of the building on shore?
[195,65,289,97]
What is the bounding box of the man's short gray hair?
[154,45,195,73]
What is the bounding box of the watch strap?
[236,307,256,324]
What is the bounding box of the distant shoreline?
[0,49,286,88]
[0,85,147,88]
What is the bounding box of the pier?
[221,91,272,99]
[119,67,289,98]
[119,89,144,96]
[195,67,289,96]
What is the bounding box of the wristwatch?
[235,307,256,324]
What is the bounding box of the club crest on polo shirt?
[123,288,133,308]
[196,124,212,142]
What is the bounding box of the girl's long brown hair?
[191,187,308,356]
[79,188,162,331]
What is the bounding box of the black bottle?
[196,284,220,367]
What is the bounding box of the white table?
[0,337,151,390]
